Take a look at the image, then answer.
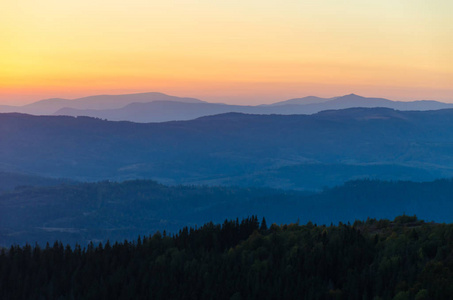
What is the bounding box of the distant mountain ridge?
[54,93,453,123]
[2,108,453,189]
[267,95,332,106]
[0,92,204,115]
[1,92,452,122]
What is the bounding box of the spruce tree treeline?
[1,215,452,300]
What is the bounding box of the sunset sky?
[1,0,452,105]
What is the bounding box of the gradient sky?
[1,0,452,105]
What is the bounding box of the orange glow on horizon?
[1,0,452,105]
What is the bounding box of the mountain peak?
[339,93,363,98]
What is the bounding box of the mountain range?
[1,92,452,122]
[0,92,204,116]
[2,108,453,189]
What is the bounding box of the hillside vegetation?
[1,216,452,299]
[1,179,453,247]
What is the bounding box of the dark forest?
[1,216,452,300]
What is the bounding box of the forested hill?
[1,178,453,247]
[2,109,453,189]
[1,216,452,299]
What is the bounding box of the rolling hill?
[1,178,452,246]
[1,108,453,189]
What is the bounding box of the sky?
[1,0,452,105]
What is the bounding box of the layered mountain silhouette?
[2,108,453,189]
[0,92,204,115]
[50,94,453,122]
[1,92,452,122]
